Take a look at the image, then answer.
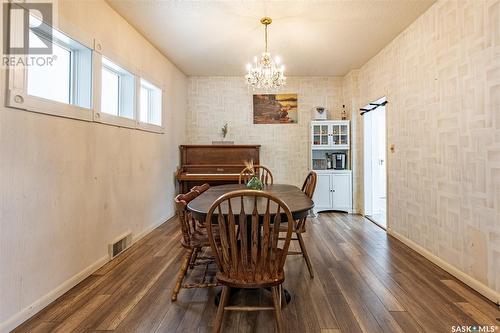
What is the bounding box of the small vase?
[246,176,263,190]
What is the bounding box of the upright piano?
[176,145,261,193]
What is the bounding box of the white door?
[331,174,351,211]
[374,108,386,215]
[313,173,332,209]
[363,97,387,228]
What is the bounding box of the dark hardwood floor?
[13,213,500,332]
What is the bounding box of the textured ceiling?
[107,0,435,76]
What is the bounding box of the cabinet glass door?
[331,124,348,146]
[331,124,340,145]
[312,124,329,146]
[340,124,348,145]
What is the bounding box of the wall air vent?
[108,232,132,259]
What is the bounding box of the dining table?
[188,183,314,221]
[186,183,315,305]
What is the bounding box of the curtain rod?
[360,100,388,116]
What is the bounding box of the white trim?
[0,255,108,333]
[133,214,175,243]
[0,215,176,333]
[7,87,93,122]
[4,12,163,134]
[93,52,138,129]
[97,112,137,129]
[387,228,500,305]
[5,10,94,121]
[137,78,164,133]
[138,74,165,132]
[95,39,139,75]
[136,122,164,134]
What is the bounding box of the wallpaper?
[186,0,499,295]
[187,77,344,186]
[352,0,500,293]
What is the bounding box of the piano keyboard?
[185,173,240,176]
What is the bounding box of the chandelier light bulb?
[244,17,286,90]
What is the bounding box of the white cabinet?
[310,120,352,213]
[331,173,352,211]
[311,120,350,149]
[312,171,352,213]
[314,174,333,208]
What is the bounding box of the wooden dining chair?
[172,190,218,301]
[191,183,210,195]
[238,165,274,185]
[206,190,294,333]
[190,183,210,230]
[280,171,317,278]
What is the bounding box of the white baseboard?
[0,215,176,333]
[0,255,109,333]
[133,214,175,243]
[387,228,500,305]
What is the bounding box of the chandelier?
[245,17,286,90]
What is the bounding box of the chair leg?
[296,232,314,278]
[213,286,230,333]
[271,286,284,333]
[189,248,200,269]
[171,249,194,301]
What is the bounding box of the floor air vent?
[108,232,132,259]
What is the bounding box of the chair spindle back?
[301,171,317,199]
[174,191,199,246]
[205,190,294,283]
[238,165,274,185]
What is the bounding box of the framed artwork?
[253,94,298,124]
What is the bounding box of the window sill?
[6,89,93,122]
[94,112,137,129]
[137,122,164,134]
[5,100,164,134]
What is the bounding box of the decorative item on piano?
[221,122,228,140]
[244,160,263,190]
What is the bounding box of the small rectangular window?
[26,15,92,109]
[27,41,71,104]
[139,79,162,127]
[100,57,134,119]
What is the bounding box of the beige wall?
[187,0,500,300]
[1,0,498,330]
[351,0,500,295]
[0,1,187,330]
[187,77,344,186]
[342,71,360,211]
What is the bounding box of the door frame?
[363,96,389,230]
